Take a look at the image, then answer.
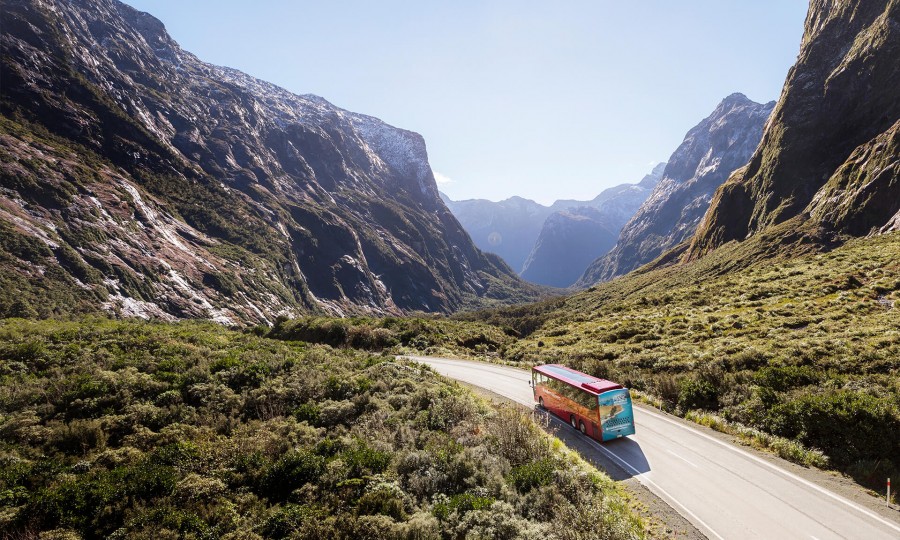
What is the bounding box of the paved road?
[406,355,900,540]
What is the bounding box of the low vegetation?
[455,233,900,493]
[267,315,518,359]
[0,318,643,539]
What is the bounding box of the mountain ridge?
[444,163,665,279]
[577,93,774,286]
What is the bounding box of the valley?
[1,0,898,538]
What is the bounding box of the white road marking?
[638,407,900,534]
[667,449,699,468]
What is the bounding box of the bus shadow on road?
[532,408,651,481]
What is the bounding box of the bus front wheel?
[538,397,545,409]
[570,415,577,429]
[579,421,586,434]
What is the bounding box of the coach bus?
[531,364,635,441]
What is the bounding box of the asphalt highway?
[405,355,900,540]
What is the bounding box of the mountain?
[689,0,900,258]
[519,207,619,287]
[444,163,664,275]
[578,94,774,286]
[441,195,553,274]
[0,0,538,321]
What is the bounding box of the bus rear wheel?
[579,421,586,434]
[570,415,577,429]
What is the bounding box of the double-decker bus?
[531,364,635,441]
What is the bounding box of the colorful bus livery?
[531,364,635,441]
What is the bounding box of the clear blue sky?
[123,1,809,205]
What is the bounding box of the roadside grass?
[683,411,830,468]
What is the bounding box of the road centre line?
[666,449,699,468]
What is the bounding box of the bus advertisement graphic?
[598,389,635,441]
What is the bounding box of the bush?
[261,450,325,501]
[764,390,900,468]
[678,376,719,411]
[340,440,392,478]
[357,489,406,520]
[754,365,822,391]
[432,492,495,521]
[508,458,555,492]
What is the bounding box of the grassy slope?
[452,231,900,492]
[0,318,642,540]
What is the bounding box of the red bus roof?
[532,364,623,395]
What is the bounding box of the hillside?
[0,318,643,539]
[458,230,900,490]
[689,0,900,258]
[578,94,773,286]
[0,0,538,322]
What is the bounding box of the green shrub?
[754,365,822,391]
[432,492,495,521]
[678,376,719,411]
[508,458,555,492]
[764,390,900,468]
[357,489,406,520]
[293,402,321,425]
[261,450,325,501]
[340,440,392,478]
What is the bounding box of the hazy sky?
[123,1,809,205]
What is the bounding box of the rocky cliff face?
[578,94,774,286]
[0,0,536,321]
[689,0,900,258]
[445,163,664,277]
[520,207,618,287]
